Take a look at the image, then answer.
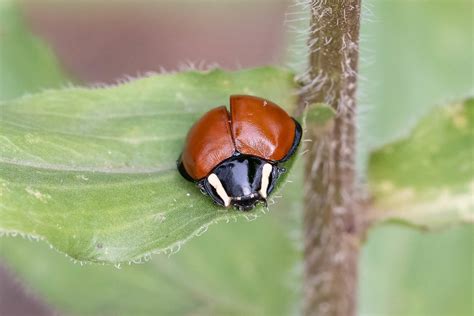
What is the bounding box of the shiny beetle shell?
[178,95,302,211]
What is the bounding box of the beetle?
[177,95,302,211]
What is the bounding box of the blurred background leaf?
[1,209,301,316]
[0,0,472,316]
[368,99,473,229]
[0,0,66,101]
[358,0,473,162]
[359,224,473,316]
[357,1,473,315]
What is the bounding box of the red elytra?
[180,95,297,180]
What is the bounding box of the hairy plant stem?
[298,1,362,316]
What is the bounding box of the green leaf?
[360,224,474,316]
[368,99,474,229]
[357,0,473,171]
[0,1,67,100]
[1,209,300,316]
[0,67,330,264]
[0,6,304,314]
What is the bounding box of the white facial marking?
[208,173,231,207]
[242,187,251,196]
[259,163,273,199]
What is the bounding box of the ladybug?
[177,95,302,211]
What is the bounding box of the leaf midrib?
[0,159,175,174]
